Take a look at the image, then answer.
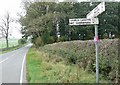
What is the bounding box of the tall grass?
[26,39,118,83]
[27,48,107,83]
[38,39,118,83]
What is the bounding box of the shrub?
[48,36,55,44]
[103,33,108,39]
[39,39,118,83]
[18,38,27,45]
[57,36,65,42]
[34,37,43,47]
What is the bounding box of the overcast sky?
[0,0,23,39]
[0,0,119,39]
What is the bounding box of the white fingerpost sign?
[69,2,105,83]
[69,18,99,25]
[86,2,105,18]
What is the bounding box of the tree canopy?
[20,2,119,45]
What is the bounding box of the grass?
[26,39,118,83]
[26,47,107,83]
[0,38,18,49]
[0,45,23,54]
[0,38,26,54]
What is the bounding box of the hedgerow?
[39,39,119,83]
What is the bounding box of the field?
[0,39,19,49]
[26,39,118,83]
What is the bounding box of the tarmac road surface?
[0,44,32,84]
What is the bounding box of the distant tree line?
[19,1,119,46]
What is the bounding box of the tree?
[20,1,119,45]
[20,1,74,45]
[18,38,27,45]
[0,12,13,48]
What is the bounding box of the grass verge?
[26,47,107,83]
[0,44,25,54]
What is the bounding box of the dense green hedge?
[39,39,119,83]
[18,38,27,45]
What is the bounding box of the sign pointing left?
[69,18,99,25]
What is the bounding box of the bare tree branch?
[0,12,12,48]
[2,19,7,27]
[0,25,7,35]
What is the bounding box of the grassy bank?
[26,47,107,83]
[27,39,118,83]
[0,45,24,54]
[39,39,118,82]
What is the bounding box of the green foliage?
[39,39,118,83]
[18,38,27,45]
[48,36,55,44]
[27,47,107,83]
[57,36,65,42]
[0,45,22,54]
[20,2,119,46]
[41,31,55,44]
[118,4,120,38]
[20,2,119,82]
[34,37,43,47]
[20,2,119,47]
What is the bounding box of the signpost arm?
[95,24,99,83]
[69,2,105,83]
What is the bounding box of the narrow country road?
[0,44,32,84]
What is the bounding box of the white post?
[56,20,60,39]
[95,24,99,83]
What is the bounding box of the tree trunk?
[6,37,9,48]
